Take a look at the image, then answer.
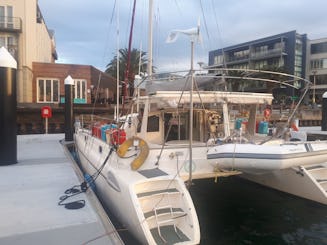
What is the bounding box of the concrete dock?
[0,134,123,245]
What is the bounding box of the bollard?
[0,47,17,165]
[322,92,327,131]
[64,75,74,141]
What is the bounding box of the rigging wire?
[199,0,210,41]
[210,0,228,88]
[90,0,117,119]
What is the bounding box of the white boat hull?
[75,129,200,244]
[207,142,327,174]
[242,163,327,205]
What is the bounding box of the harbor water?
[190,177,327,245]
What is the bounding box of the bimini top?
[136,91,273,108]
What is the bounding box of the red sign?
[41,106,52,118]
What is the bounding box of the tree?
[254,65,289,93]
[225,70,246,92]
[106,48,151,80]
[106,48,154,97]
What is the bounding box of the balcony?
[226,55,250,65]
[0,16,22,33]
[250,48,286,60]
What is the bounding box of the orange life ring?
[117,136,149,170]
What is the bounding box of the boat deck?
[0,134,123,245]
[150,225,190,245]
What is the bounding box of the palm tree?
[105,48,153,95]
[106,48,154,97]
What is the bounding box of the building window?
[0,5,13,28]
[37,78,59,103]
[254,45,268,53]
[231,63,249,70]
[233,49,249,60]
[214,55,224,65]
[0,35,17,58]
[311,42,327,54]
[74,79,87,103]
[274,41,285,50]
[311,59,327,69]
[254,60,267,69]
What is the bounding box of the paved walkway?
[0,134,123,245]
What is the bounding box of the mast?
[122,0,137,111]
[147,0,153,77]
[187,40,194,188]
[116,0,120,120]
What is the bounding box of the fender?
[117,136,149,170]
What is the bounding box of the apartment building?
[208,30,307,97]
[308,38,327,104]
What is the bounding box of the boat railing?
[77,114,116,130]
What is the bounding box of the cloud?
[39,0,327,72]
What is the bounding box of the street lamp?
[312,70,317,105]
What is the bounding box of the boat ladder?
[304,164,327,193]
[153,193,182,243]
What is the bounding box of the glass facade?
[294,37,303,80]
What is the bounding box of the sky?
[38,0,327,72]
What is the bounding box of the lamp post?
[312,70,317,105]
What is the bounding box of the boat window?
[147,115,159,132]
[164,113,187,141]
